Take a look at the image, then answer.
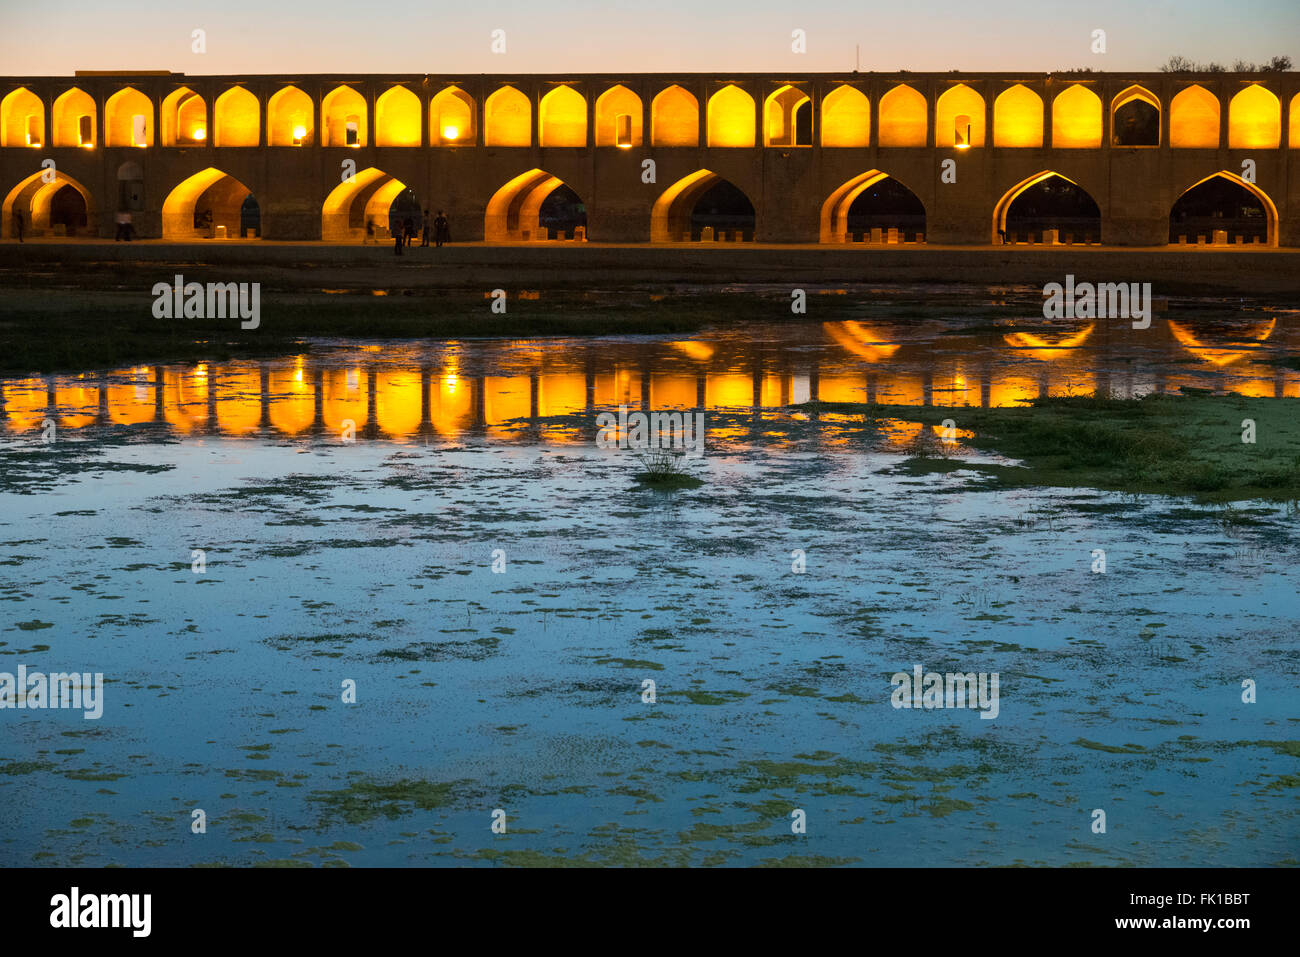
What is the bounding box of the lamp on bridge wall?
[193,126,206,141]
[616,113,633,148]
[954,114,971,149]
[292,124,306,146]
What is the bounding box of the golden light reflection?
[825,321,900,363]
[670,341,716,361]
[1168,318,1276,367]
[1002,323,1095,361]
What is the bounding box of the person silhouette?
[434,210,450,248]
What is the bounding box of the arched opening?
[376,85,421,147]
[993,84,1044,147]
[1169,172,1277,247]
[105,87,153,147]
[821,170,925,244]
[1292,93,1300,150]
[268,86,314,146]
[321,167,412,242]
[1052,85,1102,148]
[161,87,207,146]
[539,86,587,147]
[431,86,474,145]
[650,169,754,243]
[162,168,259,239]
[1,87,45,148]
[651,85,698,147]
[484,86,531,147]
[485,169,587,242]
[878,84,926,147]
[3,169,95,238]
[1228,85,1280,149]
[214,86,259,147]
[764,85,811,147]
[387,187,422,239]
[935,84,984,148]
[595,85,642,148]
[707,85,755,147]
[1111,86,1160,146]
[1170,85,1220,148]
[821,85,870,147]
[993,171,1100,245]
[321,85,366,147]
[117,160,144,214]
[52,88,96,148]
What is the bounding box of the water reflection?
[2,317,1296,442]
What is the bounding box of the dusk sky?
[1,0,1296,75]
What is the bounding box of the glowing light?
[193,127,206,141]
[442,125,459,140]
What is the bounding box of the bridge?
[1,71,1297,245]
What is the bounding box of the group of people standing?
[365,209,450,256]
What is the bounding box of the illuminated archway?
[1292,93,1300,151]
[539,86,587,147]
[1170,85,1220,148]
[376,85,421,147]
[1111,85,1160,146]
[214,86,259,147]
[1,87,45,148]
[992,171,1100,244]
[935,84,984,148]
[821,85,869,147]
[431,86,474,145]
[651,169,754,242]
[3,169,95,238]
[1228,85,1280,149]
[52,88,96,148]
[1052,85,1102,148]
[105,87,153,147]
[821,170,925,244]
[1169,171,1277,247]
[161,87,207,146]
[268,86,314,146]
[651,85,698,147]
[162,168,258,239]
[485,168,586,241]
[321,167,410,241]
[595,84,642,147]
[993,84,1043,147]
[707,85,755,147]
[878,84,926,147]
[484,86,531,147]
[764,84,811,147]
[321,85,366,147]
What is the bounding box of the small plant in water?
[633,449,703,490]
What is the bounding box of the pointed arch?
[878,84,926,147]
[821,85,870,147]
[105,87,153,147]
[52,87,97,148]
[994,84,1043,147]
[764,84,811,147]
[322,167,409,241]
[376,85,421,147]
[992,170,1099,244]
[1052,85,1102,148]
[486,168,583,241]
[1170,85,1220,148]
[431,86,475,145]
[214,86,259,147]
[651,85,698,147]
[650,169,754,242]
[162,167,258,239]
[161,87,206,146]
[595,84,642,147]
[1292,93,1300,150]
[1111,84,1161,146]
[935,84,984,148]
[539,86,587,147]
[821,169,925,243]
[707,85,755,147]
[3,168,95,238]
[1228,84,1280,149]
[1170,171,1278,247]
[1,87,45,148]
[268,86,314,146]
[321,85,367,147]
[484,86,531,147]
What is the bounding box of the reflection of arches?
[994,84,1043,147]
[321,167,409,241]
[431,86,474,145]
[1111,85,1160,146]
[484,86,531,146]
[268,86,314,146]
[820,170,925,243]
[162,168,257,239]
[707,85,755,147]
[375,85,421,147]
[650,169,754,242]
[764,84,811,146]
[1169,171,1277,247]
[539,86,587,147]
[651,85,698,147]
[485,168,584,241]
[1170,85,1220,148]
[1052,85,1102,148]
[1003,323,1095,360]
[825,322,900,363]
[878,85,926,147]
[53,88,97,147]
[935,84,984,148]
[1,87,45,147]
[595,84,642,147]
[161,87,207,146]
[992,171,1100,244]
[1228,85,1280,149]
[214,86,259,147]
[105,87,153,147]
[321,85,366,147]
[1168,318,1275,367]
[3,169,95,238]
[821,85,869,147]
